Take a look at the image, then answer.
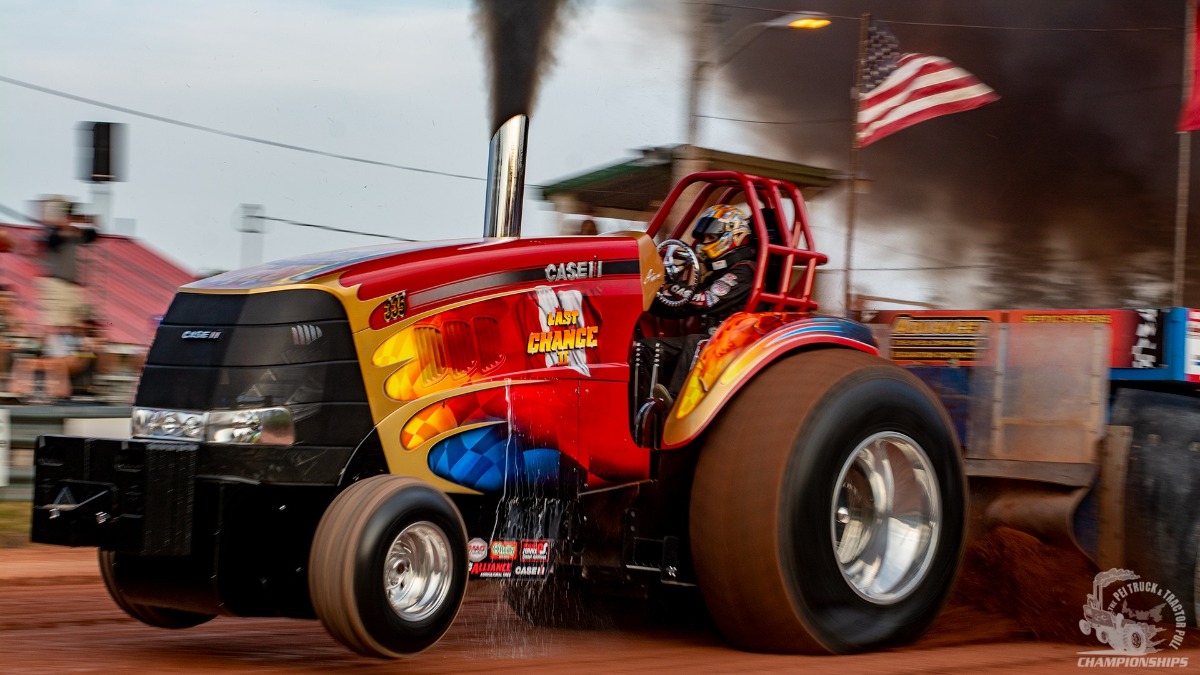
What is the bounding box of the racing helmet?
[691,204,751,263]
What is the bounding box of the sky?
[1,1,1195,311]
[0,1,688,267]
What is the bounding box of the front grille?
[137,289,372,447]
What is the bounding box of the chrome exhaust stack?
[483,114,529,238]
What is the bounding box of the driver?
[645,204,757,401]
[652,204,756,329]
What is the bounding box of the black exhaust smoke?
[476,0,576,238]
[475,0,572,132]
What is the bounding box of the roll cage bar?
[646,171,828,314]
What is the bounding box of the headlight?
[133,408,205,441]
[132,407,294,445]
[207,408,293,445]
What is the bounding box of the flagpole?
[844,12,870,317]
[1175,0,1196,307]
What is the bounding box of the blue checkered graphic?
[426,425,565,493]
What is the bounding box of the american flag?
[857,21,998,147]
[1180,0,1200,132]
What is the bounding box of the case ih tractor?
[30,115,965,658]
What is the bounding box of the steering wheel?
[655,239,702,307]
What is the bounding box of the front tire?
[98,550,216,629]
[308,476,468,658]
[690,349,966,653]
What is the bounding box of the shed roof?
[538,145,842,217]
[0,223,195,346]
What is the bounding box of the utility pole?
[1175,0,1196,306]
[237,204,266,269]
[844,13,870,317]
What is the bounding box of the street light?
[685,11,831,148]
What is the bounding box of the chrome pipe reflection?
[483,114,529,238]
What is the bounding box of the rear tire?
[690,349,965,653]
[98,550,216,629]
[308,476,468,658]
[1124,623,1148,654]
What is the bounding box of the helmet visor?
[691,216,727,238]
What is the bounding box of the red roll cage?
[646,171,828,314]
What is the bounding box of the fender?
[661,313,878,448]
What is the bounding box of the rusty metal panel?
[968,323,1109,464]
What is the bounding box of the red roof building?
[0,222,196,347]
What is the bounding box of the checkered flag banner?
[857,20,998,147]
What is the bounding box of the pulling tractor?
[30,115,966,657]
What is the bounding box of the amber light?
[788,17,831,29]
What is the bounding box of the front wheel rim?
[830,431,941,605]
[383,521,454,622]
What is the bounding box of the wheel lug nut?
[836,507,850,524]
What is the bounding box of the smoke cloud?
[475,0,577,133]
[704,1,1192,307]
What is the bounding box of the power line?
[1,200,416,243]
[0,74,486,183]
[698,113,846,126]
[696,3,1181,32]
[249,215,419,242]
[0,202,42,226]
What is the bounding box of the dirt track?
[1,536,1197,674]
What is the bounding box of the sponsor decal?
[528,289,600,372]
[512,564,547,577]
[469,561,512,578]
[490,540,518,561]
[1076,568,1189,668]
[467,538,488,563]
[519,539,552,562]
[527,326,599,354]
[1131,309,1161,369]
[380,291,407,326]
[710,280,731,297]
[1020,313,1113,324]
[545,259,604,282]
[181,330,223,340]
[889,315,992,362]
[893,316,988,334]
[546,309,581,327]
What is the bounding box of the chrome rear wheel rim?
[831,431,940,604]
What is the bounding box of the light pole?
[685,11,830,148]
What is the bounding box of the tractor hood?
[182,232,664,334]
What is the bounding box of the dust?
[950,527,1098,644]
